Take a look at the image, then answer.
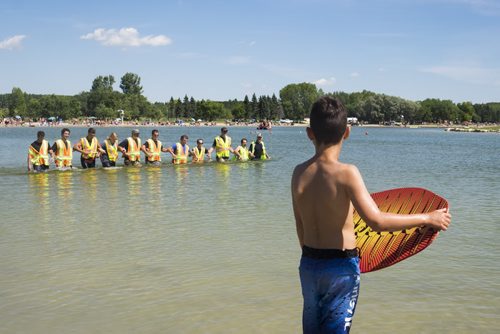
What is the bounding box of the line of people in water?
[27,127,271,172]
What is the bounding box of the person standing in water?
[211,127,239,162]
[142,129,172,165]
[118,129,142,166]
[73,127,103,168]
[249,133,270,160]
[51,128,73,169]
[28,130,52,172]
[233,138,250,161]
[171,134,190,164]
[100,132,119,167]
[190,138,211,163]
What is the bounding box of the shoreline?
[2,121,499,132]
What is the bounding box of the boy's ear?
[306,127,315,141]
[343,125,351,140]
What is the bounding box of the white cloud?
[420,65,500,85]
[350,72,360,78]
[81,27,172,47]
[312,77,336,86]
[249,41,256,47]
[0,35,26,50]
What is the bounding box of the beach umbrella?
[48,116,56,121]
[15,115,22,120]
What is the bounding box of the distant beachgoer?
[51,128,73,168]
[249,133,270,160]
[190,138,211,163]
[100,132,119,167]
[118,129,142,166]
[233,138,250,161]
[142,129,172,165]
[28,130,52,172]
[171,135,190,164]
[211,127,238,162]
[73,127,103,169]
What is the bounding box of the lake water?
[0,126,498,333]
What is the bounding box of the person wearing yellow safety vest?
[170,134,190,164]
[73,127,103,169]
[249,133,271,160]
[100,132,119,168]
[142,129,172,165]
[190,138,211,163]
[210,127,240,162]
[28,130,53,172]
[51,127,73,169]
[118,129,143,166]
[233,138,250,161]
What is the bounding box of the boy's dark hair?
[152,129,159,135]
[37,131,45,138]
[241,138,247,143]
[309,96,347,145]
[88,127,96,134]
[180,134,189,140]
[61,128,71,135]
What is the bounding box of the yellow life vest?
[28,140,49,166]
[215,135,231,159]
[192,146,206,163]
[104,139,118,162]
[126,137,141,162]
[173,142,189,164]
[55,139,73,167]
[250,141,267,160]
[234,146,249,161]
[80,136,98,159]
[146,139,162,162]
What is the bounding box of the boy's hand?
[426,208,451,231]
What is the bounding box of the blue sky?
[1,0,499,103]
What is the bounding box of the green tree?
[198,100,231,121]
[279,83,319,120]
[9,87,27,117]
[243,95,251,120]
[120,72,143,95]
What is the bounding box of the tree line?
[1,73,499,124]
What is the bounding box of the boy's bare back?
[292,151,357,250]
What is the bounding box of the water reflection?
[125,167,143,197]
[27,173,51,225]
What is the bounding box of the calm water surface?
[0,126,498,333]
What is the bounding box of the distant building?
[347,117,359,125]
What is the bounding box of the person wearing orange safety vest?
[190,138,211,163]
[232,138,250,161]
[171,134,190,164]
[51,127,73,169]
[73,127,103,169]
[100,132,119,168]
[249,133,270,160]
[210,127,239,162]
[118,129,143,166]
[142,129,172,165]
[28,130,53,172]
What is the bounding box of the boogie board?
[354,187,448,273]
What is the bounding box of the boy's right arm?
[345,165,451,232]
[291,166,304,248]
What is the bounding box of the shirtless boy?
[291,96,451,333]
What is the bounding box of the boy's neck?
[314,142,343,161]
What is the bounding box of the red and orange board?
[354,187,448,273]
